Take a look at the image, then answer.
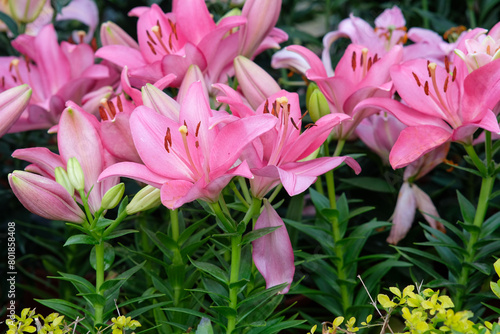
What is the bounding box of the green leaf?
[210,306,237,318]
[77,293,106,307]
[0,12,18,36]
[191,260,228,284]
[162,307,215,322]
[117,195,129,215]
[48,272,95,294]
[104,262,145,297]
[90,243,115,271]
[64,234,98,246]
[103,229,138,240]
[340,177,396,193]
[490,282,500,299]
[347,206,375,220]
[35,298,90,326]
[309,188,329,212]
[457,190,476,225]
[464,262,491,275]
[241,226,281,245]
[93,217,113,230]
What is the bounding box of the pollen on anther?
[427,60,432,77]
[452,66,457,82]
[300,109,309,120]
[147,41,157,55]
[99,106,109,121]
[109,102,117,118]
[373,54,379,63]
[147,30,157,45]
[116,95,123,112]
[263,99,270,114]
[424,81,429,95]
[164,128,172,152]
[290,117,299,130]
[351,51,357,71]
[195,121,201,137]
[443,76,449,93]
[444,56,450,73]
[412,72,421,87]
[156,20,163,37]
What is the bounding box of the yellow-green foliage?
[4,309,142,334]
[317,284,500,334]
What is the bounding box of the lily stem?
[94,241,105,327]
[323,140,350,315]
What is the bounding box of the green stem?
[227,234,242,334]
[238,177,252,204]
[463,144,487,176]
[421,0,430,29]
[79,189,95,225]
[466,0,476,28]
[211,200,235,233]
[94,241,105,326]
[323,140,350,315]
[102,209,128,239]
[268,184,283,203]
[230,182,250,209]
[455,175,495,310]
[170,209,179,242]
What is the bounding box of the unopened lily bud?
[9,171,86,223]
[67,157,85,192]
[100,21,139,48]
[234,55,281,109]
[101,183,125,210]
[306,86,330,122]
[54,167,74,195]
[126,185,161,215]
[8,0,46,24]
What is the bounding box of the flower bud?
[8,0,46,24]
[101,183,125,210]
[54,167,74,195]
[126,185,161,215]
[9,171,86,223]
[306,85,330,122]
[100,21,139,48]
[67,157,85,192]
[234,55,281,109]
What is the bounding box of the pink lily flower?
[252,200,295,294]
[96,0,286,90]
[283,43,403,140]
[215,87,361,198]
[321,6,407,75]
[9,170,86,223]
[454,22,500,73]
[0,84,32,137]
[96,2,245,88]
[99,81,278,209]
[0,24,111,133]
[11,102,119,213]
[355,58,500,169]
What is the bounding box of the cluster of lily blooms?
[2,0,500,293]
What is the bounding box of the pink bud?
[9,171,86,223]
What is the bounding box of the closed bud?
[101,183,125,210]
[306,85,330,122]
[8,0,46,24]
[126,185,161,215]
[67,157,85,192]
[54,167,74,195]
